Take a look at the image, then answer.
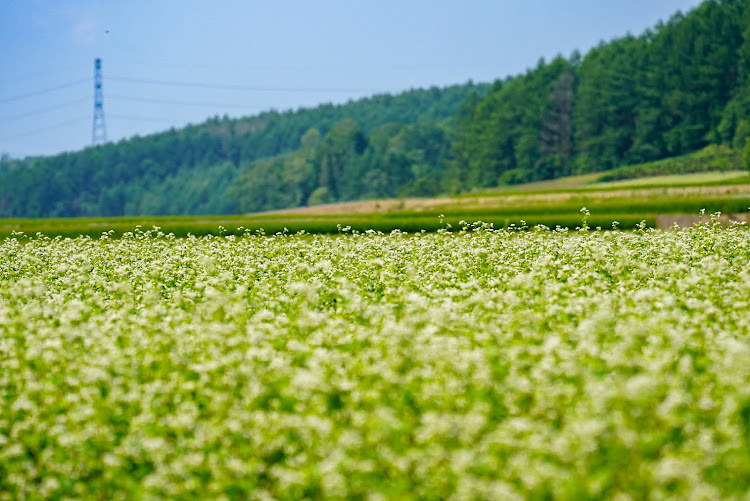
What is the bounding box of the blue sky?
[1,0,702,158]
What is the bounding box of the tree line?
[1,0,748,218]
[453,0,750,187]
[0,84,484,217]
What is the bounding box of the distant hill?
[2,0,750,218]
[0,83,488,217]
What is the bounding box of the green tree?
[314,119,367,201]
[454,56,574,186]
[539,69,575,177]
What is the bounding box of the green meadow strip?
[0,214,656,239]
[5,189,749,239]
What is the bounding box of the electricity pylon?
[92,58,107,145]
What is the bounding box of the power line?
[0,78,90,104]
[0,116,90,142]
[107,93,266,110]
[107,75,375,93]
[0,65,86,84]
[109,113,181,124]
[0,97,89,123]
[0,67,383,149]
[0,94,263,127]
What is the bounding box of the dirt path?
[656,213,750,229]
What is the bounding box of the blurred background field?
[3,160,749,238]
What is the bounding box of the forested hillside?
[453,0,750,186]
[2,0,749,218]
[0,84,486,217]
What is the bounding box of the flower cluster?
[1,221,749,499]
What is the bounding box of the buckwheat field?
[2,218,750,500]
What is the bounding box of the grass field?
[3,169,750,238]
[492,170,750,192]
[2,218,750,498]
[593,170,749,188]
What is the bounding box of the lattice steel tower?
[92,58,107,145]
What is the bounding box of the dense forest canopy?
[1,0,749,218]
[453,0,750,187]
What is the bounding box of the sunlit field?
[2,218,750,499]
[2,179,750,240]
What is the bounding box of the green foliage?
[0,213,656,239]
[226,118,456,212]
[228,153,315,213]
[453,57,576,188]
[596,145,742,182]
[305,187,334,207]
[0,83,487,218]
[0,153,12,177]
[456,0,750,186]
